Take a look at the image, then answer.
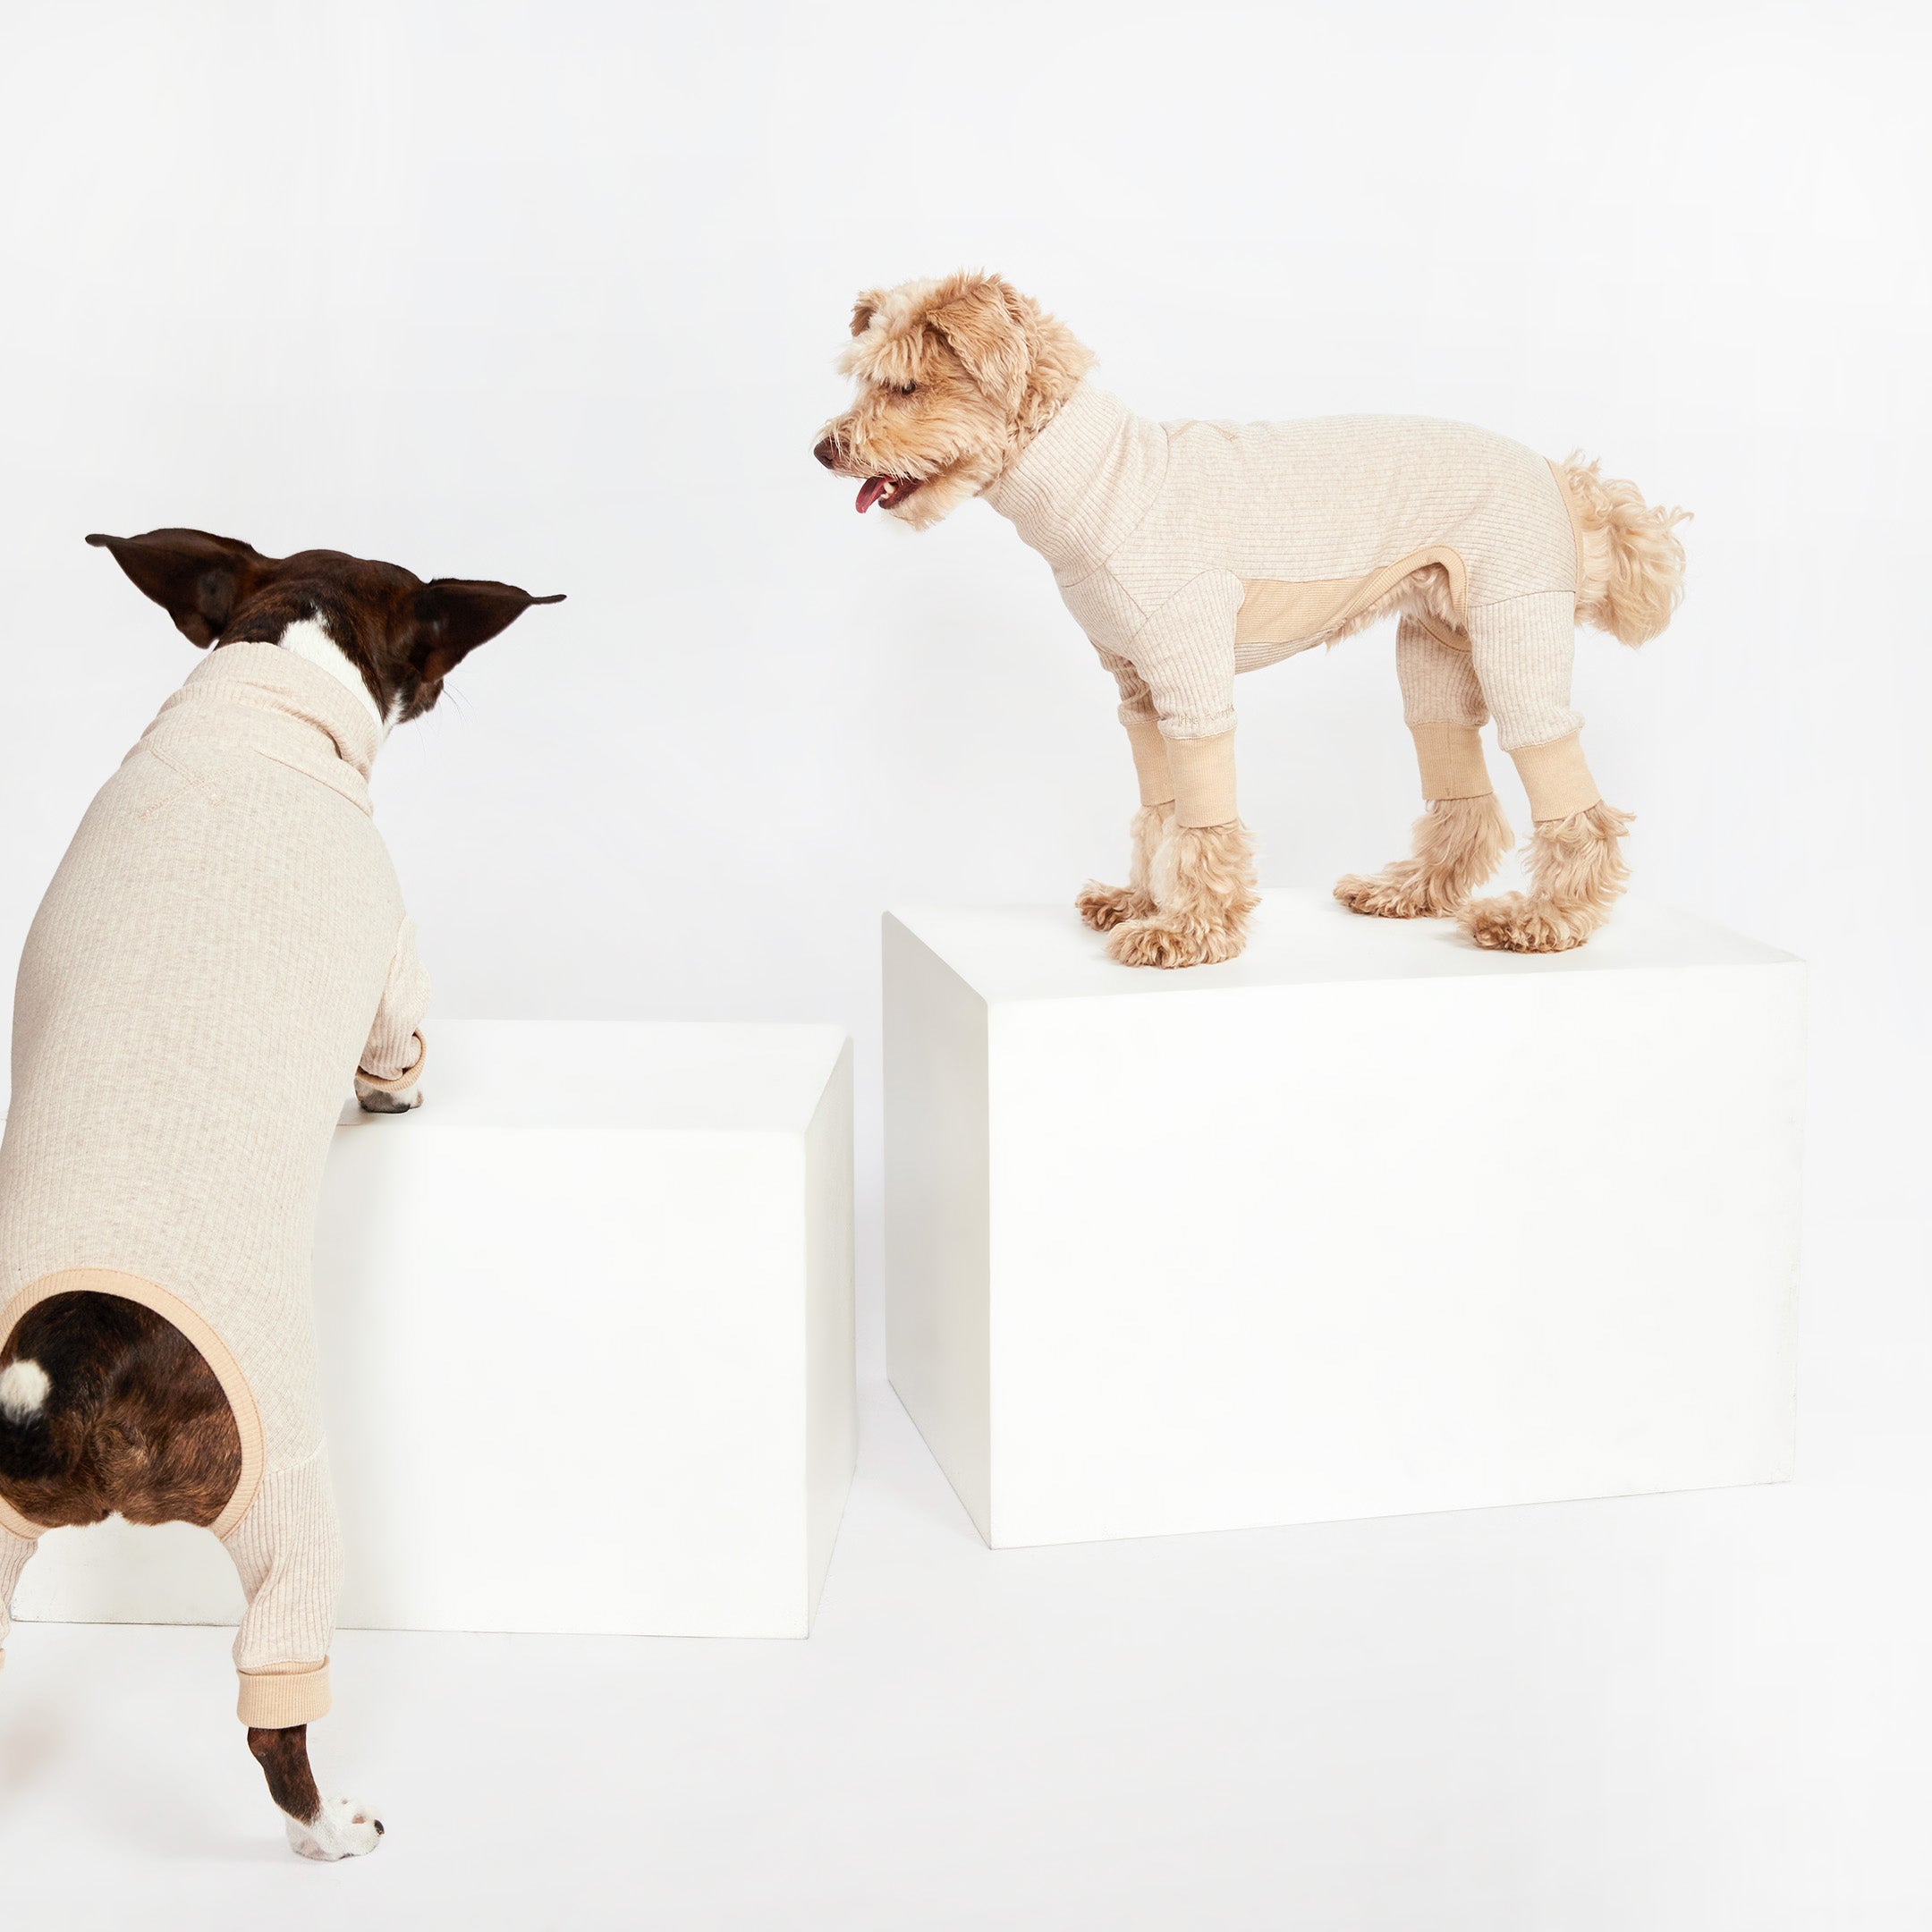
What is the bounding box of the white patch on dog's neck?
[275,614,388,740]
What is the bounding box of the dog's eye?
[898,383,917,396]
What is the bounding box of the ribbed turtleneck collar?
[166,640,383,781]
[980,383,1169,581]
[140,640,384,817]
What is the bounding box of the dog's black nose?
[813,436,841,471]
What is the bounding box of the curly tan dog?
[815,272,1688,964]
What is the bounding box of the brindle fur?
[0,1292,240,1530]
[248,1724,325,1826]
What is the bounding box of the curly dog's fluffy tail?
[1561,455,1691,647]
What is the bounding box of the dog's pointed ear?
[86,528,272,647]
[412,580,564,682]
[928,275,1032,411]
[850,291,885,337]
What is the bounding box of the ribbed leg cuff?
[1166,729,1238,828]
[1409,724,1493,801]
[237,1659,332,1727]
[1123,714,1176,809]
[1510,733,1601,822]
[356,1031,426,1093]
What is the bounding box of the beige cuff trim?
[1410,724,1492,801]
[0,1271,263,1539]
[357,1031,426,1093]
[1511,733,1601,822]
[0,1496,43,1545]
[238,1660,332,1727]
[1166,730,1237,828]
[1123,714,1175,808]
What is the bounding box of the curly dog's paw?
[1334,863,1442,919]
[1459,893,1590,953]
[1076,882,1156,932]
[1106,917,1246,970]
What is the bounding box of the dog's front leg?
[1078,673,1175,931]
[1106,731,1258,968]
[356,1038,424,1114]
[357,917,431,1113]
[1077,800,1170,932]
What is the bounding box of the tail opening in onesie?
[0,1291,242,1530]
[0,1286,375,1857]
[2,1290,245,1707]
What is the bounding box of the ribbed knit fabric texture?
[1094,644,1157,728]
[1397,615,1489,730]
[0,1523,31,1661]
[984,384,1585,751]
[1467,592,1583,751]
[225,1444,343,1676]
[360,921,429,1082]
[0,641,430,1695]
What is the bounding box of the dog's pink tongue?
[855,477,889,514]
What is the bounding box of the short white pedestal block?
[884,891,1803,1549]
[16,1021,855,1639]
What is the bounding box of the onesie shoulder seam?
[1466,585,1578,614]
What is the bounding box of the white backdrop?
[1,2,1925,1439]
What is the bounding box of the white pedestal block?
[16,1021,855,1639]
[884,892,1803,1549]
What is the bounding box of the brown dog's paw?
[1333,864,1443,919]
[1076,882,1155,932]
[1459,894,1589,953]
[357,1085,421,1114]
[1106,917,1245,970]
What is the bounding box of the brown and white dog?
[815,273,1688,964]
[0,531,561,1858]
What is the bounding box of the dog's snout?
[813,436,841,471]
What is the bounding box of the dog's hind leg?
[1458,594,1631,952]
[250,1723,384,1860]
[224,1451,382,1859]
[0,1312,51,1656]
[1079,655,1173,931]
[0,1524,37,1674]
[1337,617,1513,919]
[1462,796,1632,953]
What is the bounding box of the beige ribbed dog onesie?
[982,383,1599,826]
[0,642,428,1725]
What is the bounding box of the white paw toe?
[286,1795,386,1860]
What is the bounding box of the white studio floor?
[2,1234,1928,1930]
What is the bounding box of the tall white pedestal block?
[884,892,1803,1549]
[15,1021,855,1639]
